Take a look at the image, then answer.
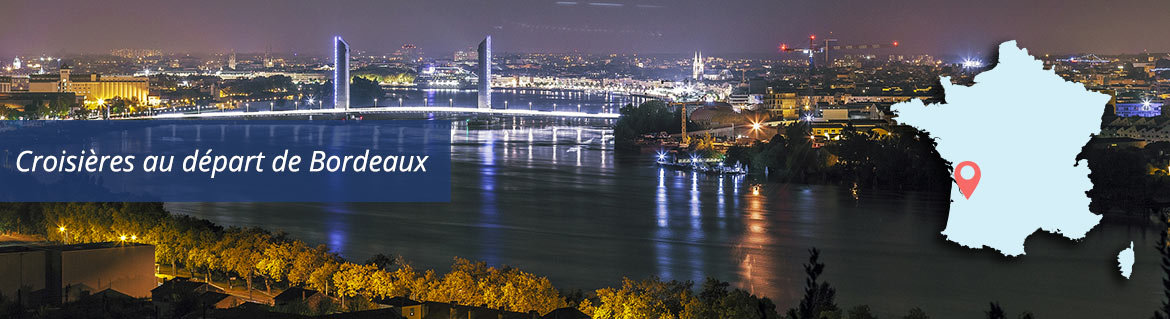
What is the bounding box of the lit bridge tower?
[478,36,492,109]
[334,36,350,110]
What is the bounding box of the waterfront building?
[478,36,492,109]
[334,36,350,110]
[0,76,11,93]
[0,92,78,112]
[1098,116,1170,142]
[1115,100,1163,117]
[27,66,148,105]
[0,242,155,306]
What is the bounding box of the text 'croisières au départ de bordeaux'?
[14,149,429,179]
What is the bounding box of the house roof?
[316,308,403,319]
[152,278,218,296]
[377,296,421,307]
[82,288,136,302]
[542,307,591,319]
[198,291,238,305]
[274,287,320,303]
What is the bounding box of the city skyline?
[3,0,1169,57]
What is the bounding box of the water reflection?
[167,125,1161,318]
[478,130,500,265]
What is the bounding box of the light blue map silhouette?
[892,41,1109,257]
[1118,241,1135,279]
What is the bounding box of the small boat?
[655,153,746,176]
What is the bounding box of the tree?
[985,302,1005,319]
[364,253,396,270]
[588,277,697,319]
[288,243,326,286]
[1155,213,1170,319]
[903,307,929,319]
[309,260,340,296]
[258,241,298,294]
[333,262,378,308]
[614,100,694,146]
[219,228,271,298]
[788,248,837,319]
[349,76,383,107]
[847,305,877,319]
[692,278,778,319]
[38,96,75,119]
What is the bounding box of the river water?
[166,123,1161,318]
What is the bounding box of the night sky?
[3,0,1167,57]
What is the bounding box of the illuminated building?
[1114,100,1163,117]
[228,51,237,70]
[0,76,11,93]
[764,91,800,119]
[334,36,349,110]
[12,57,20,70]
[477,36,492,109]
[27,66,148,105]
[692,51,704,80]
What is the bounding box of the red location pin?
[954,161,981,199]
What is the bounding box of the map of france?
[892,41,1111,258]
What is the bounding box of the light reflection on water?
[167,125,1161,318]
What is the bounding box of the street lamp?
[399,97,403,107]
[449,98,453,107]
[374,98,378,107]
[97,99,106,119]
[528,102,533,110]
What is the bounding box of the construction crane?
[779,34,899,70]
[778,34,900,118]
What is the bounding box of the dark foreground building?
[0,242,155,305]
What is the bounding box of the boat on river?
[655,153,746,175]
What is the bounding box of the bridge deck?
[137,106,620,120]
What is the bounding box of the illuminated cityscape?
[2,0,1170,318]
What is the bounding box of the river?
[166,122,1161,318]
